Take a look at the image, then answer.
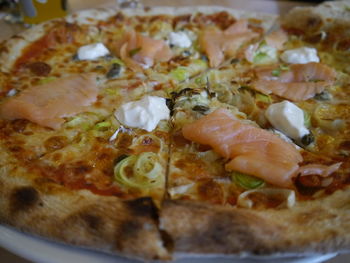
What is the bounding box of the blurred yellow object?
[19,0,67,24]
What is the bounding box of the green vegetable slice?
[253,52,270,64]
[303,110,311,128]
[255,93,272,103]
[271,69,281,77]
[114,152,163,189]
[111,58,125,66]
[94,121,111,130]
[232,171,265,189]
[170,67,188,82]
[133,152,162,180]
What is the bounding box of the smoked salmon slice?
[200,19,258,67]
[252,62,336,101]
[265,29,288,50]
[0,73,98,129]
[182,108,303,188]
[115,30,173,71]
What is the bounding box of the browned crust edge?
[160,191,350,258]
[0,165,170,260]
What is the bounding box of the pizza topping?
[232,171,265,189]
[0,73,98,129]
[114,152,164,189]
[200,19,258,67]
[237,188,296,209]
[106,63,123,79]
[265,29,288,50]
[280,47,320,64]
[168,31,192,48]
[27,62,52,76]
[170,59,208,82]
[168,183,194,198]
[115,96,170,132]
[265,101,309,140]
[77,43,110,60]
[252,62,336,101]
[115,30,173,71]
[245,41,278,65]
[297,162,342,177]
[6,89,17,97]
[182,108,302,188]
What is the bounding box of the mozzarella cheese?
[77,43,110,60]
[115,96,170,132]
[265,100,309,140]
[280,47,319,64]
[168,32,192,48]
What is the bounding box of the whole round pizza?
[0,1,350,261]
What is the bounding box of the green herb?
[129,47,141,57]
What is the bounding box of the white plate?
[0,225,337,263]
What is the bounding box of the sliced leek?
[255,93,272,104]
[114,152,163,189]
[94,121,111,130]
[170,67,188,82]
[232,171,265,189]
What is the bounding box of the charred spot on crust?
[184,209,282,254]
[125,197,158,219]
[115,221,142,250]
[10,186,39,213]
[80,213,103,231]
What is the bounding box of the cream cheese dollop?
[168,32,192,48]
[265,100,309,140]
[280,47,319,64]
[115,96,170,132]
[77,43,110,60]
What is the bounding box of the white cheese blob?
[115,96,170,132]
[77,43,110,60]
[280,47,319,64]
[168,32,192,48]
[7,89,17,97]
[265,100,309,140]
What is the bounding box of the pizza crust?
[0,5,277,73]
[0,20,62,72]
[0,163,170,260]
[160,187,350,259]
[281,1,350,37]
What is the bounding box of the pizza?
[0,1,349,261]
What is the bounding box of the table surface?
[0,0,349,262]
